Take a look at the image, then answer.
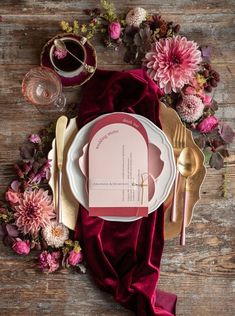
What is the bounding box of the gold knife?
[55,115,68,223]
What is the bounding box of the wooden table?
[0,1,234,315]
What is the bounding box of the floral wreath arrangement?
[0,1,234,272]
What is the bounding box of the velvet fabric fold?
[76,69,177,315]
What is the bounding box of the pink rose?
[5,190,20,204]
[108,22,121,40]
[12,239,30,255]
[203,94,212,106]
[38,251,60,273]
[67,250,83,266]
[197,116,219,133]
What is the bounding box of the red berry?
[210,79,218,87]
[205,85,212,92]
[203,70,209,78]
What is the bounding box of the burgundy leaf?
[194,135,206,149]
[11,180,21,192]
[3,235,14,247]
[0,223,6,237]
[19,144,35,161]
[6,224,19,237]
[200,46,212,61]
[209,152,224,170]
[218,122,235,144]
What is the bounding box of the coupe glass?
[22,66,66,113]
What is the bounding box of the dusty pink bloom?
[197,116,219,133]
[126,7,147,27]
[14,189,55,238]
[12,239,30,255]
[176,94,204,123]
[29,134,41,144]
[143,36,202,93]
[38,251,60,273]
[54,48,67,60]
[108,22,121,40]
[42,221,69,248]
[5,190,20,204]
[67,250,83,266]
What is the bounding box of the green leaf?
[203,148,213,164]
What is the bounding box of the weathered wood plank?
[0,1,234,315]
[0,0,235,15]
[0,15,234,65]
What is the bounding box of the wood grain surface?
[0,1,234,315]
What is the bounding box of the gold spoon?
[177,147,197,245]
[54,39,95,74]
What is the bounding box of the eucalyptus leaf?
[209,152,224,170]
[203,148,213,164]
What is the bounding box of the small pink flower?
[5,190,20,204]
[108,22,121,40]
[29,134,41,144]
[203,94,212,106]
[67,250,83,266]
[12,239,30,255]
[38,251,60,273]
[197,116,219,133]
[184,86,196,95]
[54,48,67,60]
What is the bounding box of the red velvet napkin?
[76,69,177,315]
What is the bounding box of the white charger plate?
[66,113,176,222]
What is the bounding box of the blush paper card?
[88,113,149,217]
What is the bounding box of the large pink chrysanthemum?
[143,36,202,93]
[14,189,55,237]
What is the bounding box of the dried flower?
[67,250,83,266]
[29,134,41,144]
[176,95,204,123]
[14,189,55,238]
[42,221,69,248]
[126,7,147,27]
[12,239,30,255]
[38,251,61,273]
[5,190,20,204]
[54,48,67,60]
[197,115,219,133]
[108,22,121,40]
[143,36,202,93]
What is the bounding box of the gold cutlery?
[177,147,197,245]
[55,115,68,223]
[54,39,95,73]
[171,123,186,222]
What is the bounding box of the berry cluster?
[201,63,220,92]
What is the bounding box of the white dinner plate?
[66,113,176,222]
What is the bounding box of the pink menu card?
[88,113,149,217]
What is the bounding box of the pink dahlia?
[38,250,60,273]
[14,189,55,238]
[143,36,202,93]
[197,115,219,133]
[176,94,204,123]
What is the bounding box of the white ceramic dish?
[66,113,176,222]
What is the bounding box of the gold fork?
[171,123,187,222]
